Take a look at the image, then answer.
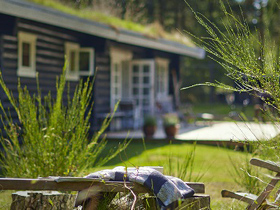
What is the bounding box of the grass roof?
[27,0,195,47]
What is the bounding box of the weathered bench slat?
[222,158,280,210]
[221,190,257,204]
[250,158,280,173]
[221,190,278,209]
[0,178,205,193]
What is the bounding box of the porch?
[108,47,177,131]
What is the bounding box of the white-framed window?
[65,42,94,81]
[155,58,169,99]
[112,62,122,106]
[17,32,37,77]
[110,47,132,111]
[65,42,79,81]
[79,48,94,76]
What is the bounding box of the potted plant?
[143,116,157,138]
[163,113,180,139]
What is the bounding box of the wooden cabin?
[0,0,204,131]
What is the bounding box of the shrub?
[183,1,280,110]
[143,115,157,127]
[184,1,280,192]
[162,113,179,127]
[0,66,128,178]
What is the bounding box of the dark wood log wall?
[0,16,111,133]
[0,35,18,122]
[94,52,111,113]
[0,14,180,133]
[0,18,78,126]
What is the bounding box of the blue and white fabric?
[75,166,194,209]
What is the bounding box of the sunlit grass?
[84,142,252,209]
[0,191,13,210]
[27,0,194,47]
[29,0,147,32]
[93,142,249,182]
[0,142,257,209]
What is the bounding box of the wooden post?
[171,69,181,110]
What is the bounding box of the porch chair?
[221,158,280,210]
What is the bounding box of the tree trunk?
[10,191,76,210]
[146,0,155,23]
[157,0,165,26]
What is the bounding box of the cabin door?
[130,60,155,123]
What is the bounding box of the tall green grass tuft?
[160,143,207,182]
[183,0,280,110]
[228,150,263,195]
[184,0,280,196]
[0,66,128,178]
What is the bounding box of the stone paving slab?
[176,122,280,141]
[105,122,280,142]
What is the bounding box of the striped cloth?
[75,166,194,209]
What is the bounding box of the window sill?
[17,69,36,78]
[66,73,79,81]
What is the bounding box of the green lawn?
[95,141,244,183]
[0,141,256,209]
[83,141,255,209]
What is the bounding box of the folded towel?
[75,166,194,210]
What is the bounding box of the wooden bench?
[221,158,280,210]
[0,177,209,209]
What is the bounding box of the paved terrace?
[105,121,280,145]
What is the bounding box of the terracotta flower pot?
[164,124,180,139]
[143,125,157,138]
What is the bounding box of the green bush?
[184,0,280,110]
[162,113,179,127]
[0,66,128,178]
[184,0,280,194]
[143,115,157,126]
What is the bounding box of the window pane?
[143,65,150,73]
[22,42,30,67]
[133,65,139,73]
[133,77,139,84]
[79,52,90,72]
[143,88,149,95]
[133,88,139,95]
[70,51,76,72]
[143,77,149,84]
[156,64,167,95]
[114,75,118,83]
[114,63,119,73]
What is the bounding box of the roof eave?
[0,0,205,59]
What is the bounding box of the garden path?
[105,121,280,142]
